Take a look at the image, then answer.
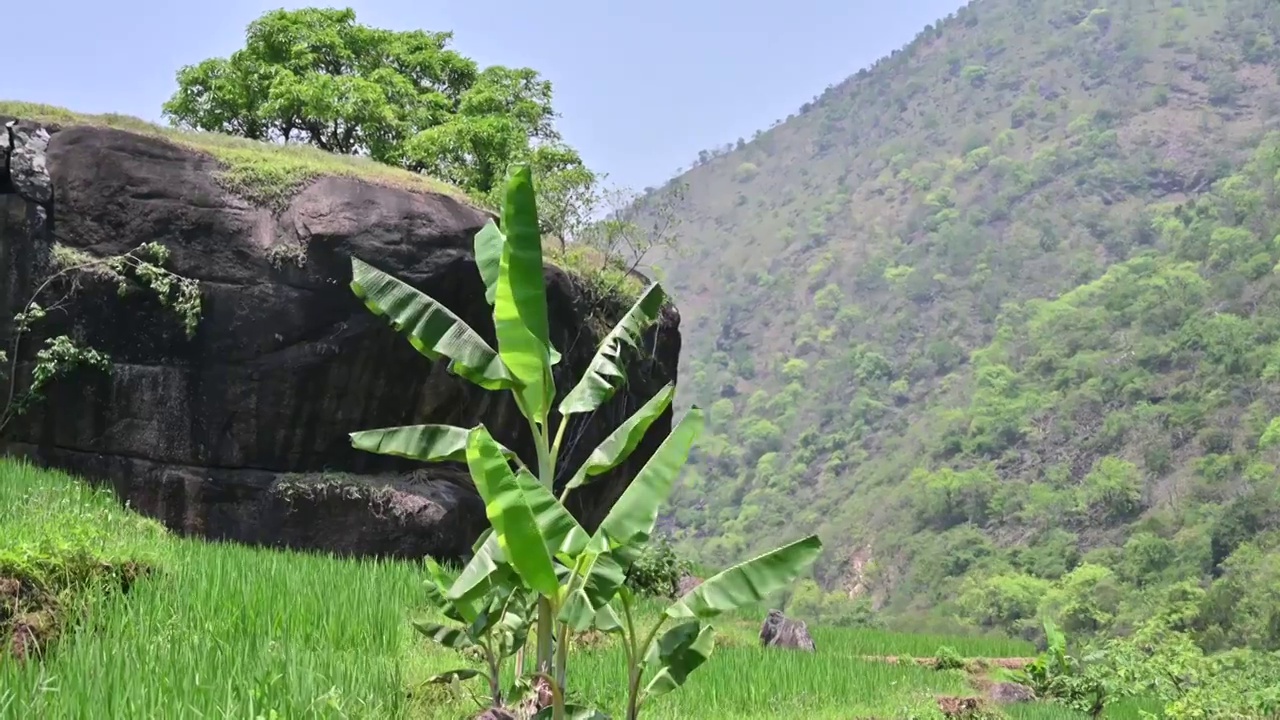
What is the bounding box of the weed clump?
[0,460,162,660]
[0,100,464,208]
[624,537,694,598]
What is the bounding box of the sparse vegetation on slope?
[0,100,464,207]
[651,0,1280,645]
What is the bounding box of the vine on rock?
[0,241,202,435]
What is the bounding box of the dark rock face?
[0,117,680,562]
[759,609,817,652]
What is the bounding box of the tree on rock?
[162,6,590,206]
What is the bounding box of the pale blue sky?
[7,1,964,191]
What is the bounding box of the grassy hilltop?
[649,0,1280,646]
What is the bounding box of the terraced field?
[1,459,1157,719]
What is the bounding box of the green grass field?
[0,459,1156,719]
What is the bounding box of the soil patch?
[936,695,992,718]
[859,654,1036,669]
[1,561,153,661]
[860,655,1039,707]
[1,575,58,661]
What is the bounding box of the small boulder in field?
[759,609,816,652]
[677,574,703,596]
[7,610,55,661]
[988,682,1036,704]
[935,695,986,718]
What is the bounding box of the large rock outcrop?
[758,609,817,652]
[0,116,680,561]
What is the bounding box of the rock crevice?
[0,117,680,561]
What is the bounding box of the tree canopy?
[162,7,589,204]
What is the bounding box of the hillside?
[650,0,1280,644]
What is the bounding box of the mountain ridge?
[645,0,1280,644]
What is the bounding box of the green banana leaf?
[590,408,705,556]
[562,384,676,493]
[448,468,592,609]
[666,534,823,620]
[493,599,534,658]
[511,465,590,558]
[411,621,474,650]
[349,423,516,463]
[476,217,561,366]
[558,282,667,416]
[475,220,505,306]
[466,425,560,598]
[558,586,598,632]
[425,668,484,684]
[593,602,624,633]
[467,588,511,640]
[556,551,626,631]
[422,559,471,624]
[493,165,556,419]
[642,620,716,698]
[350,256,514,390]
[446,532,511,613]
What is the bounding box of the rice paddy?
[0,458,1153,719]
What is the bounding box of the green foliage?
[932,645,965,671]
[783,579,882,629]
[625,537,693,599]
[1,242,201,437]
[0,454,1039,717]
[1012,618,1110,717]
[5,456,1060,717]
[161,7,593,220]
[661,26,1280,654]
[0,460,164,660]
[413,559,537,709]
[0,460,422,718]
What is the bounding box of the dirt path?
[859,654,1038,670]
[858,655,1042,715]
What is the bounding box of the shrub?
[934,645,966,670]
[625,537,694,598]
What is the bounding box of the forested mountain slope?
[648,0,1280,644]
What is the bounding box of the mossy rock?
[0,100,469,209]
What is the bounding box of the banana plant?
[610,535,824,720]
[348,164,822,719]
[459,420,823,719]
[413,558,535,709]
[348,164,675,703]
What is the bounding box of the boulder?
[0,115,680,561]
[759,609,816,652]
[935,696,986,718]
[988,682,1036,704]
[676,574,703,596]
